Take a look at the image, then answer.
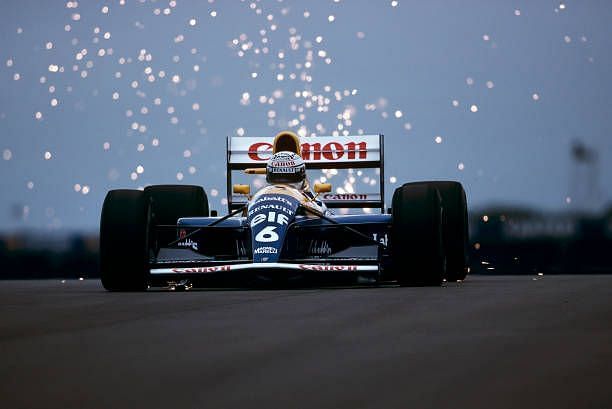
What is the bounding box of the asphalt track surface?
[1,275,611,409]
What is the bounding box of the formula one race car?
[100,131,469,291]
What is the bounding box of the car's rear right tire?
[430,181,469,282]
[100,189,150,291]
[391,183,445,286]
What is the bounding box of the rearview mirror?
[314,183,332,194]
[233,184,250,195]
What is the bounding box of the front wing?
[148,261,381,287]
[147,214,391,286]
[151,262,378,275]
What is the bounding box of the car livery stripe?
[150,263,379,275]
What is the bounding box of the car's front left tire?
[100,189,150,291]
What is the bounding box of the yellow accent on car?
[314,183,332,194]
[244,168,266,175]
[232,184,251,195]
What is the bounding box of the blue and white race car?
[100,131,469,290]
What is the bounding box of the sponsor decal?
[272,161,296,167]
[250,211,290,228]
[248,141,368,162]
[172,265,231,273]
[248,203,295,217]
[298,264,358,271]
[270,166,299,174]
[253,246,278,254]
[308,240,332,256]
[322,193,368,201]
[248,195,294,209]
[177,238,199,251]
[372,233,389,246]
[273,152,296,159]
[248,142,273,161]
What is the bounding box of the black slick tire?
[100,189,150,291]
[144,185,209,250]
[430,181,469,282]
[144,185,208,224]
[391,183,445,286]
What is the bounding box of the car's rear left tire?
[391,183,445,286]
[100,189,150,291]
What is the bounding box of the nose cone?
[273,131,301,155]
[248,192,301,263]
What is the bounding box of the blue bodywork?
[171,204,392,266]
[145,191,396,286]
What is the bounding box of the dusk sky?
[1,0,611,232]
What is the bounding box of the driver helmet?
[266,151,306,187]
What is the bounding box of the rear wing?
[226,134,385,212]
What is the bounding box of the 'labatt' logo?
[248,141,368,161]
